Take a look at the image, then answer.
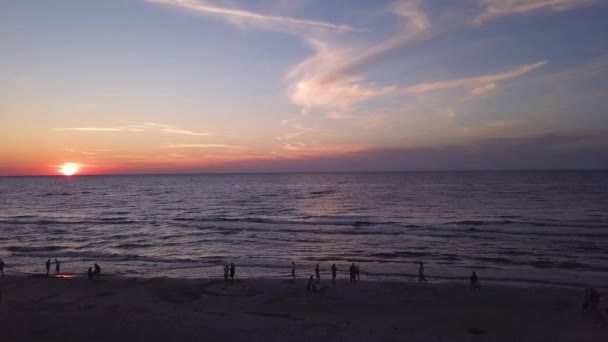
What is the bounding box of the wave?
[0,218,139,225]
[6,245,68,252]
[173,216,400,228]
[444,219,607,229]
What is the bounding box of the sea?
[0,171,606,288]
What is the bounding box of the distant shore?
[0,275,605,341]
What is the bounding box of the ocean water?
[0,171,606,287]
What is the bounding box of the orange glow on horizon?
[58,163,81,176]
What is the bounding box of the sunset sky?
[1,0,607,175]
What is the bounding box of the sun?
[58,163,81,176]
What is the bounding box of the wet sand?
[0,275,605,341]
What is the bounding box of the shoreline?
[1,275,606,341]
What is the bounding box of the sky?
[1,0,607,175]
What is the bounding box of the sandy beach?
[0,275,605,341]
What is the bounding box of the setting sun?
[58,163,81,176]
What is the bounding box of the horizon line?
[1,168,607,178]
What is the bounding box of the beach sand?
[0,275,605,341]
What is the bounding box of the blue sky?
[1,0,607,175]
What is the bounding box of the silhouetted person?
[45,259,51,276]
[229,262,235,281]
[94,263,101,278]
[55,258,60,276]
[331,264,337,285]
[291,262,296,280]
[418,262,426,283]
[315,264,320,281]
[223,264,229,281]
[87,267,94,281]
[356,265,360,281]
[306,276,314,292]
[349,263,357,284]
[0,258,4,278]
[469,271,480,290]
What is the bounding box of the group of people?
[300,262,361,292]
[87,263,102,280]
[223,263,236,281]
[45,258,61,276]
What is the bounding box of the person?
[306,276,314,292]
[87,267,94,281]
[55,258,60,276]
[229,262,235,281]
[315,264,320,281]
[94,263,101,278]
[223,264,229,281]
[418,262,427,283]
[0,258,4,278]
[45,259,51,276]
[356,265,360,281]
[469,271,480,290]
[291,262,296,280]
[331,264,337,285]
[349,263,357,284]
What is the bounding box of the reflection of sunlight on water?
[55,275,76,279]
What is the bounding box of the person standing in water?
[45,259,51,276]
[229,262,235,281]
[418,262,427,283]
[54,259,60,276]
[315,264,320,281]
[0,258,5,278]
[291,262,296,280]
[331,264,337,285]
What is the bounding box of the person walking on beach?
[55,258,60,276]
[94,263,101,278]
[315,264,320,281]
[291,262,296,280]
[349,263,357,284]
[418,262,427,283]
[469,271,480,290]
[0,258,5,278]
[87,267,94,280]
[223,264,229,281]
[229,262,235,281]
[331,264,337,285]
[45,259,51,276]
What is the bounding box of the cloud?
[473,0,601,25]
[285,1,431,116]
[145,0,360,33]
[52,126,145,132]
[53,122,213,136]
[163,143,243,149]
[276,120,314,141]
[160,128,211,136]
[404,60,548,94]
